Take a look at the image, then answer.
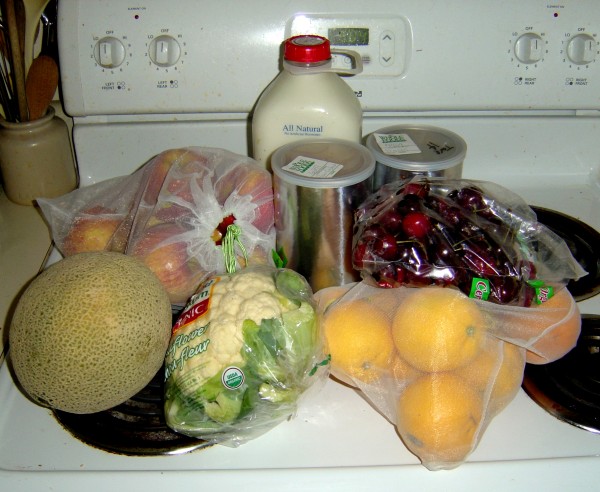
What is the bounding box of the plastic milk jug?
[251,35,363,170]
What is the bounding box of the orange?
[525,288,581,364]
[391,354,423,384]
[392,287,486,372]
[323,298,394,383]
[315,284,354,312]
[456,340,525,416]
[396,372,484,467]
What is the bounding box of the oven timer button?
[148,35,182,67]
[93,37,126,69]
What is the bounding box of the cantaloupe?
[9,251,172,414]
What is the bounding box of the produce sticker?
[283,156,343,178]
[375,133,421,155]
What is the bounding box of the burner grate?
[523,314,600,434]
[52,309,211,456]
[531,207,600,302]
[53,366,211,456]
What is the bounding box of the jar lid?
[366,125,467,171]
[284,35,331,63]
[271,139,375,189]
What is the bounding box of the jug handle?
[331,49,363,75]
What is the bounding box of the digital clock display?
[327,27,369,46]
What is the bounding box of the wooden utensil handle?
[4,0,28,121]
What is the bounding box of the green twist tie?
[309,354,331,376]
[222,224,248,274]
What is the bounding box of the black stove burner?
[522,314,600,434]
[531,206,600,302]
[53,366,211,456]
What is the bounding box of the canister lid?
[366,125,467,171]
[271,139,375,188]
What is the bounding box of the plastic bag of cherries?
[352,177,586,306]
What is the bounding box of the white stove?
[1,0,600,490]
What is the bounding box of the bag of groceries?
[352,176,586,306]
[38,147,276,305]
[315,281,581,470]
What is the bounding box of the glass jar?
[0,106,78,205]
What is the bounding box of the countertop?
[0,186,52,363]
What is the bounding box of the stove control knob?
[514,33,544,64]
[94,37,126,68]
[148,35,181,67]
[566,34,597,65]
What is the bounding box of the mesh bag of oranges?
[315,282,581,470]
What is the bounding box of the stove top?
[47,202,600,457]
[52,367,210,456]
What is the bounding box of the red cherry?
[489,276,520,305]
[375,264,401,288]
[401,181,430,198]
[372,232,398,261]
[361,224,387,239]
[402,211,432,239]
[378,209,404,234]
[352,240,376,270]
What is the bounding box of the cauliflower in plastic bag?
[38,147,276,305]
[164,265,329,446]
[316,282,581,470]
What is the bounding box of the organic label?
[283,156,343,178]
[222,366,245,390]
[374,133,421,156]
[172,277,220,333]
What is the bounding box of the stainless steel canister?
[366,124,467,190]
[271,138,375,292]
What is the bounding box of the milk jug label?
[283,156,343,178]
[282,124,324,137]
[375,133,421,156]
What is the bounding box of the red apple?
[218,165,275,234]
[143,148,206,204]
[130,222,206,304]
[63,206,123,256]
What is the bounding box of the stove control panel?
[509,27,599,68]
[58,0,600,116]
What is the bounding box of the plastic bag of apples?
[315,281,582,471]
[38,147,276,305]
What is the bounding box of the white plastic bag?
[39,147,276,305]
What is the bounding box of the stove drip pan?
[531,206,600,302]
[522,314,600,434]
[53,367,211,456]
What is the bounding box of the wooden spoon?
[25,54,57,120]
